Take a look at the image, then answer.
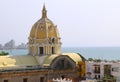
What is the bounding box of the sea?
[0,47,120,60]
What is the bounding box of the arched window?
[52,38,55,44]
[4,80,8,82]
[39,47,44,55]
[52,47,55,54]
[40,77,44,82]
[51,58,75,69]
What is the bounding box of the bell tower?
[28,5,62,56]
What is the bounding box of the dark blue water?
[0,47,120,60]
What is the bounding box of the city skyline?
[0,39,27,49]
[0,0,120,47]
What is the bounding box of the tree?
[0,51,9,56]
[102,75,116,82]
[94,59,102,62]
[88,58,94,61]
[88,58,102,62]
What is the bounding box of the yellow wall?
[77,61,86,78]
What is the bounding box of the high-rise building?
[16,43,27,49]
[0,44,3,50]
[4,40,15,49]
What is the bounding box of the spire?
[42,4,47,18]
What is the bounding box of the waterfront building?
[3,40,15,50]
[111,62,120,82]
[86,61,112,81]
[0,44,3,50]
[16,43,27,49]
[0,5,86,82]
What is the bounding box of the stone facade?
[0,68,77,82]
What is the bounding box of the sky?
[0,0,120,47]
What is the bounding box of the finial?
[42,4,47,18]
[43,3,46,10]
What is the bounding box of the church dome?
[29,5,60,40]
[28,5,61,56]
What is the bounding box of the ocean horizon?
[0,47,120,60]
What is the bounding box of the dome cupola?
[28,5,61,56]
[42,4,47,18]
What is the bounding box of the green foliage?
[87,58,102,62]
[0,51,9,56]
[94,59,102,62]
[102,75,116,82]
[88,58,94,61]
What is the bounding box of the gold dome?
[29,5,60,40]
[29,18,60,39]
[28,5,61,56]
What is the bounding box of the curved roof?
[62,53,86,64]
[42,55,59,66]
[0,55,39,69]
[0,53,85,69]
[41,53,85,67]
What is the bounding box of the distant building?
[4,40,15,49]
[0,44,3,50]
[16,43,27,49]
[0,5,86,82]
[111,62,120,82]
[86,61,112,80]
